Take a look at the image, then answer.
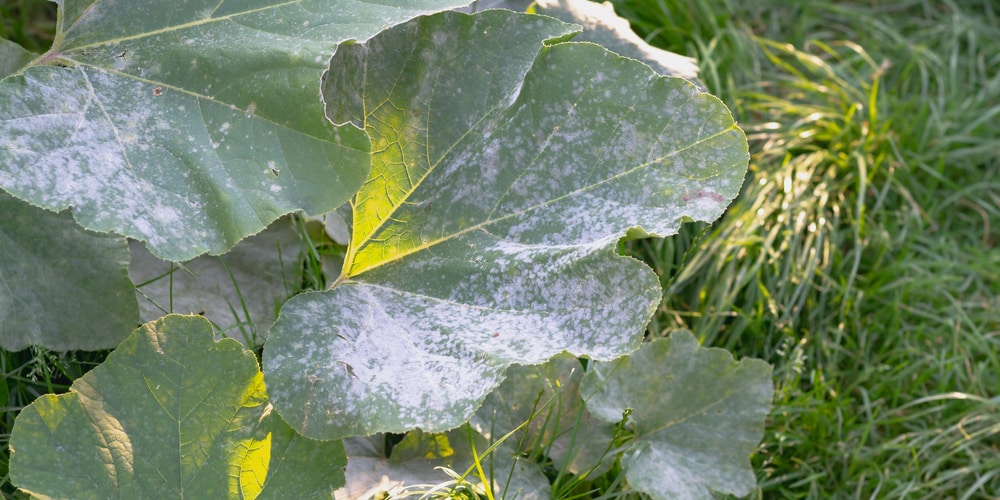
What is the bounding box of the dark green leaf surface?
[0,38,34,80]
[9,315,346,499]
[581,331,773,499]
[0,0,470,261]
[0,191,138,350]
[265,9,749,440]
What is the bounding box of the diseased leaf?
[129,218,302,344]
[0,0,471,261]
[580,331,773,499]
[0,39,34,80]
[0,191,138,350]
[9,314,346,499]
[532,0,702,85]
[472,355,616,476]
[462,0,701,84]
[265,9,748,440]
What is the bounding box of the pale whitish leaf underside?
[10,315,347,499]
[263,10,749,440]
[0,0,470,261]
[581,331,773,499]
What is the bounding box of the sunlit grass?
[618,0,1000,496]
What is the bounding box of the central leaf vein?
[347,122,739,277]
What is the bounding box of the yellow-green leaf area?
[332,10,581,277]
[9,315,346,499]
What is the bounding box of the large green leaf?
[9,314,346,499]
[264,9,749,440]
[0,190,138,350]
[580,331,773,499]
[0,0,470,261]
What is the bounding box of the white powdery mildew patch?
[623,446,704,499]
[1,70,111,203]
[265,291,371,434]
[497,191,633,245]
[266,285,509,436]
[464,237,657,359]
[13,51,383,260]
[70,70,223,253]
[364,231,657,356]
[268,9,744,439]
[269,228,659,436]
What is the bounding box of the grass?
[2,0,999,498]
[616,0,1000,497]
[0,0,56,53]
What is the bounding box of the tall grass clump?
[616,0,1000,497]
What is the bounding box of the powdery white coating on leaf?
[620,445,717,499]
[0,0,472,261]
[580,331,773,498]
[362,231,660,359]
[267,9,749,440]
[0,65,366,260]
[265,287,506,438]
[265,229,661,439]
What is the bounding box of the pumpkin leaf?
[472,355,616,477]
[9,314,347,499]
[0,0,471,261]
[580,331,773,499]
[264,9,749,440]
[0,190,138,350]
